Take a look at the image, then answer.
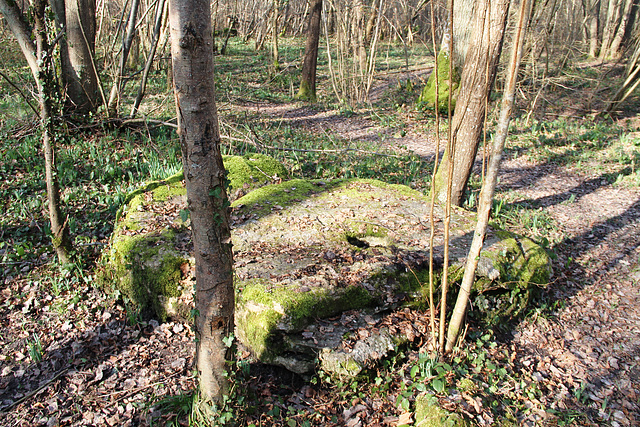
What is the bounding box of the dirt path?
[239,102,640,425]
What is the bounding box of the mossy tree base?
[418,51,460,113]
[103,167,552,375]
[295,80,316,102]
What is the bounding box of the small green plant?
[27,333,43,363]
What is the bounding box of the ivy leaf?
[179,209,190,222]
[222,333,234,348]
[209,187,222,198]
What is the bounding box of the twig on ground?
[0,367,70,413]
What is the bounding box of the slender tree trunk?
[585,0,601,57]
[296,0,322,101]
[130,0,166,117]
[446,0,531,352]
[168,0,235,404]
[35,0,72,264]
[354,0,367,101]
[0,0,72,264]
[108,0,141,116]
[433,0,510,206]
[271,0,280,72]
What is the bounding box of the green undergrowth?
[507,117,640,187]
[220,119,434,191]
[0,124,182,275]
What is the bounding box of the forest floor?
[2,62,640,426]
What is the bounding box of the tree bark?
[271,0,280,72]
[433,0,510,207]
[585,0,601,57]
[607,0,636,56]
[50,0,100,114]
[600,0,623,58]
[446,0,531,352]
[296,0,322,101]
[168,0,235,404]
[364,0,379,45]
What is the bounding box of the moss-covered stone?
[102,154,289,321]
[223,153,289,199]
[418,51,460,113]
[109,228,191,321]
[468,230,553,324]
[414,393,469,427]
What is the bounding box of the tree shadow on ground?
[498,177,640,422]
[0,303,195,423]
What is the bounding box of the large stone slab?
[102,164,552,375]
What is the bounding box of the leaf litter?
[2,95,640,426]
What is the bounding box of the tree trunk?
[271,0,280,72]
[600,0,623,58]
[450,0,476,68]
[608,0,636,56]
[364,0,379,45]
[433,0,510,207]
[586,0,601,57]
[50,0,101,114]
[0,0,72,264]
[446,0,531,353]
[354,0,367,101]
[296,0,322,101]
[168,0,235,404]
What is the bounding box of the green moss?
[414,393,469,427]
[108,228,189,321]
[151,181,186,202]
[468,231,552,324]
[418,51,459,113]
[295,79,316,102]
[480,231,552,289]
[456,377,477,393]
[115,154,288,223]
[115,171,184,223]
[233,177,424,220]
[223,153,289,193]
[236,280,373,360]
[232,178,324,217]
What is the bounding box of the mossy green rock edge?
[414,393,470,427]
[101,153,289,321]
